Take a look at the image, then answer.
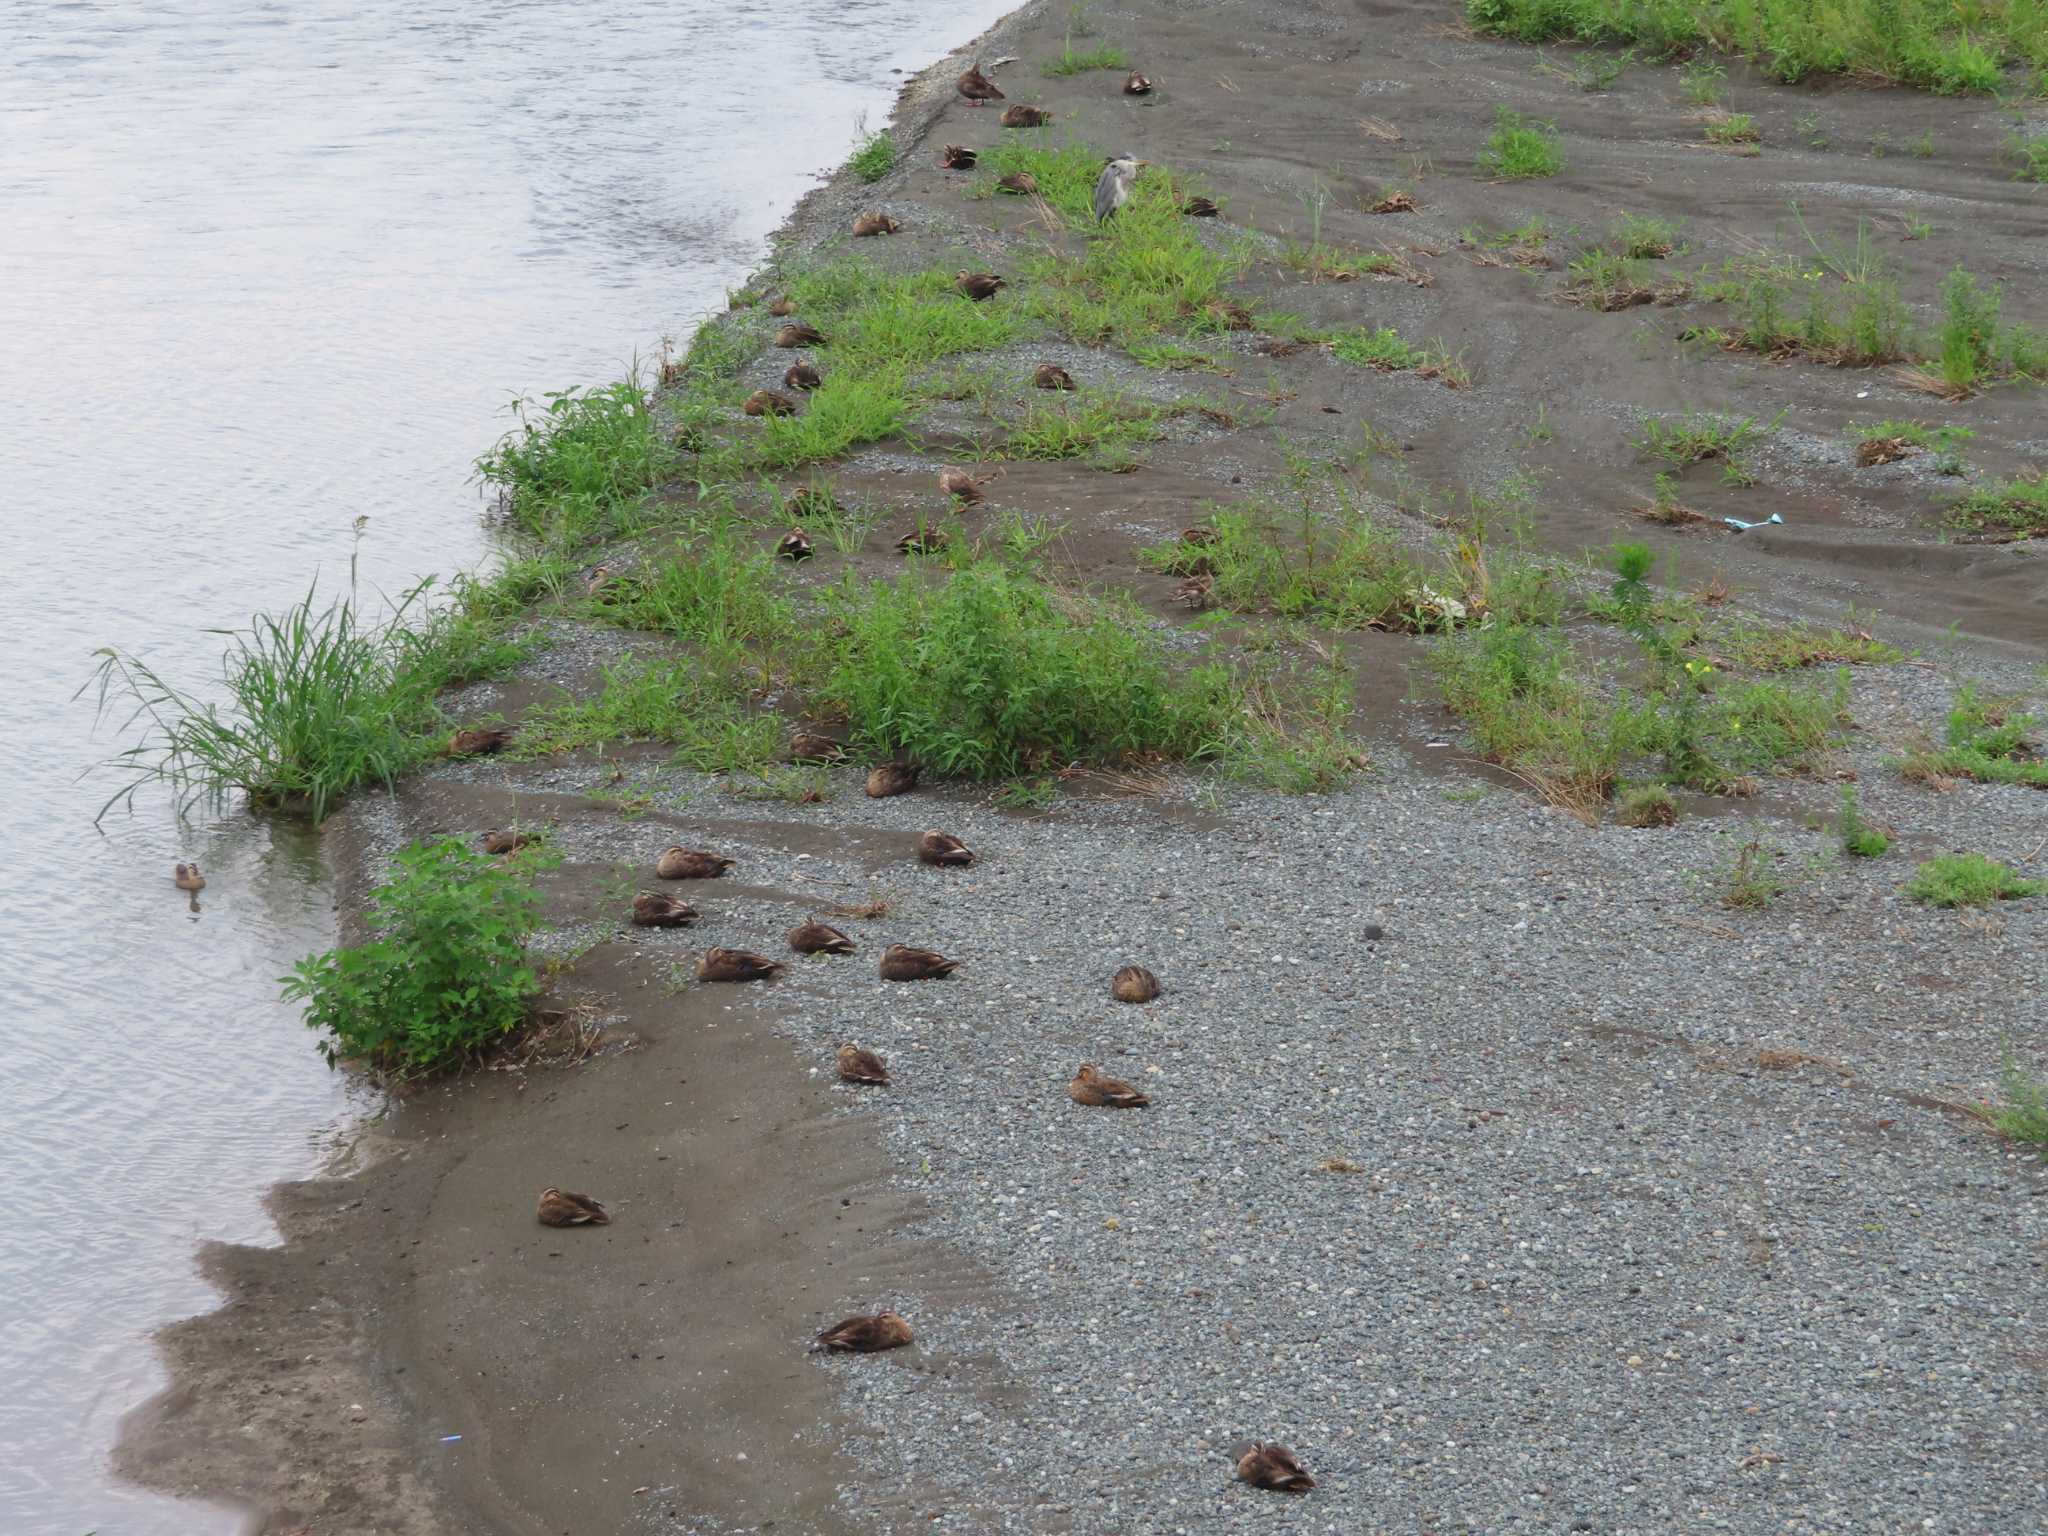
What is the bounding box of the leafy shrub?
[1476,107,1565,178]
[1903,852,2044,907]
[1836,786,1891,857]
[1989,1059,2048,1148]
[849,126,897,183]
[475,379,668,548]
[282,838,553,1075]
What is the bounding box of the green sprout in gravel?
[1718,831,1791,909]
[1987,1058,2048,1149]
[848,123,897,183]
[1905,683,2048,788]
[1944,471,2048,540]
[1835,786,1892,857]
[1904,852,2044,907]
[1476,107,1565,179]
[1043,43,1127,75]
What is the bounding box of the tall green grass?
[1467,0,2048,93]
[475,378,669,548]
[86,577,527,822]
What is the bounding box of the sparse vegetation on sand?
[1467,0,2047,94]
[848,123,897,183]
[1988,1059,2048,1148]
[1943,471,2048,540]
[1835,786,1892,857]
[1901,683,2048,788]
[282,836,554,1075]
[1476,106,1566,178]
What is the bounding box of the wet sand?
[117,0,2048,1530]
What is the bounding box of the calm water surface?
[0,2,1008,1529]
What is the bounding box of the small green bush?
[1989,1059,2048,1147]
[1044,44,1128,75]
[1718,832,1790,909]
[2009,126,2048,183]
[849,127,897,183]
[475,379,668,548]
[1616,783,1678,826]
[1904,852,2044,907]
[282,838,552,1075]
[1836,786,1891,857]
[1476,107,1565,179]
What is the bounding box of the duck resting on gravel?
[656,846,734,880]
[631,892,697,928]
[813,1311,913,1352]
[1068,1062,1149,1107]
[536,1187,610,1227]
[696,947,784,983]
[783,361,820,391]
[1233,1441,1315,1493]
[917,830,974,866]
[956,61,1004,106]
[866,761,919,797]
[788,919,855,955]
[836,1043,890,1085]
[1111,964,1161,1003]
[449,725,514,756]
[878,943,958,981]
[851,212,900,237]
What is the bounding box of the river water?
[0,2,1008,1529]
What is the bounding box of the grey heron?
[1093,153,1145,224]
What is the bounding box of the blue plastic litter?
[1723,513,1785,532]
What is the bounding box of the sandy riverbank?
[119,0,2047,1530]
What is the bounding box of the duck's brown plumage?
[1111,964,1161,1003]
[940,144,978,169]
[656,846,735,880]
[866,762,920,798]
[813,1311,914,1352]
[450,725,514,756]
[879,943,958,981]
[788,731,846,763]
[1205,300,1253,331]
[955,270,1006,302]
[897,525,948,556]
[917,830,974,867]
[938,466,986,505]
[173,862,206,892]
[632,892,698,929]
[1172,574,1214,609]
[783,361,821,391]
[1069,1062,1150,1108]
[745,389,797,417]
[852,212,900,237]
[768,296,797,317]
[1180,524,1220,546]
[480,829,533,855]
[789,919,856,955]
[1123,69,1153,94]
[777,528,814,561]
[836,1043,890,1085]
[1180,195,1220,218]
[537,1187,610,1227]
[1033,363,1075,391]
[956,62,1004,104]
[1000,104,1052,129]
[697,947,784,983]
[1234,1442,1315,1493]
[994,171,1038,196]
[775,322,825,348]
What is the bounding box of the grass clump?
[1329,326,1423,370]
[1476,107,1566,178]
[1925,268,2048,396]
[1943,471,2048,540]
[848,125,897,183]
[1044,44,1128,74]
[1908,683,2048,787]
[1703,111,1760,146]
[1715,620,1901,671]
[2009,125,2048,183]
[1614,213,1680,259]
[1987,1059,2048,1148]
[1466,0,2048,95]
[1635,409,1768,467]
[1850,419,1972,469]
[1835,785,1892,857]
[281,837,552,1076]
[1903,851,2044,907]
[518,658,782,772]
[1717,831,1790,909]
[1617,782,1678,826]
[589,528,792,649]
[86,579,528,823]
[986,394,1167,463]
[476,379,669,548]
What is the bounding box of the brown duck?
[632,892,697,929]
[1068,1062,1150,1108]
[656,846,735,880]
[1180,524,1220,546]
[783,361,821,391]
[994,171,1038,196]
[1000,104,1052,129]
[1180,195,1220,218]
[536,1187,610,1227]
[938,465,988,505]
[1234,1442,1315,1494]
[172,862,206,892]
[956,61,1004,106]
[1123,69,1153,94]
[787,731,846,763]
[1172,573,1214,609]
[789,919,856,955]
[1033,363,1075,391]
[775,322,825,348]
[940,144,978,169]
[917,830,974,867]
[836,1043,890,1085]
[745,389,797,417]
[813,1311,914,1352]
[1205,300,1253,331]
[777,528,814,561]
[866,762,919,797]
[768,295,798,317]
[897,525,948,556]
[1111,965,1161,1003]
[955,270,1005,301]
[697,947,784,983]
[879,944,958,981]
[480,829,533,855]
[449,725,514,756]
[852,212,900,237]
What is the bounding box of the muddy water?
[0,2,1008,1530]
